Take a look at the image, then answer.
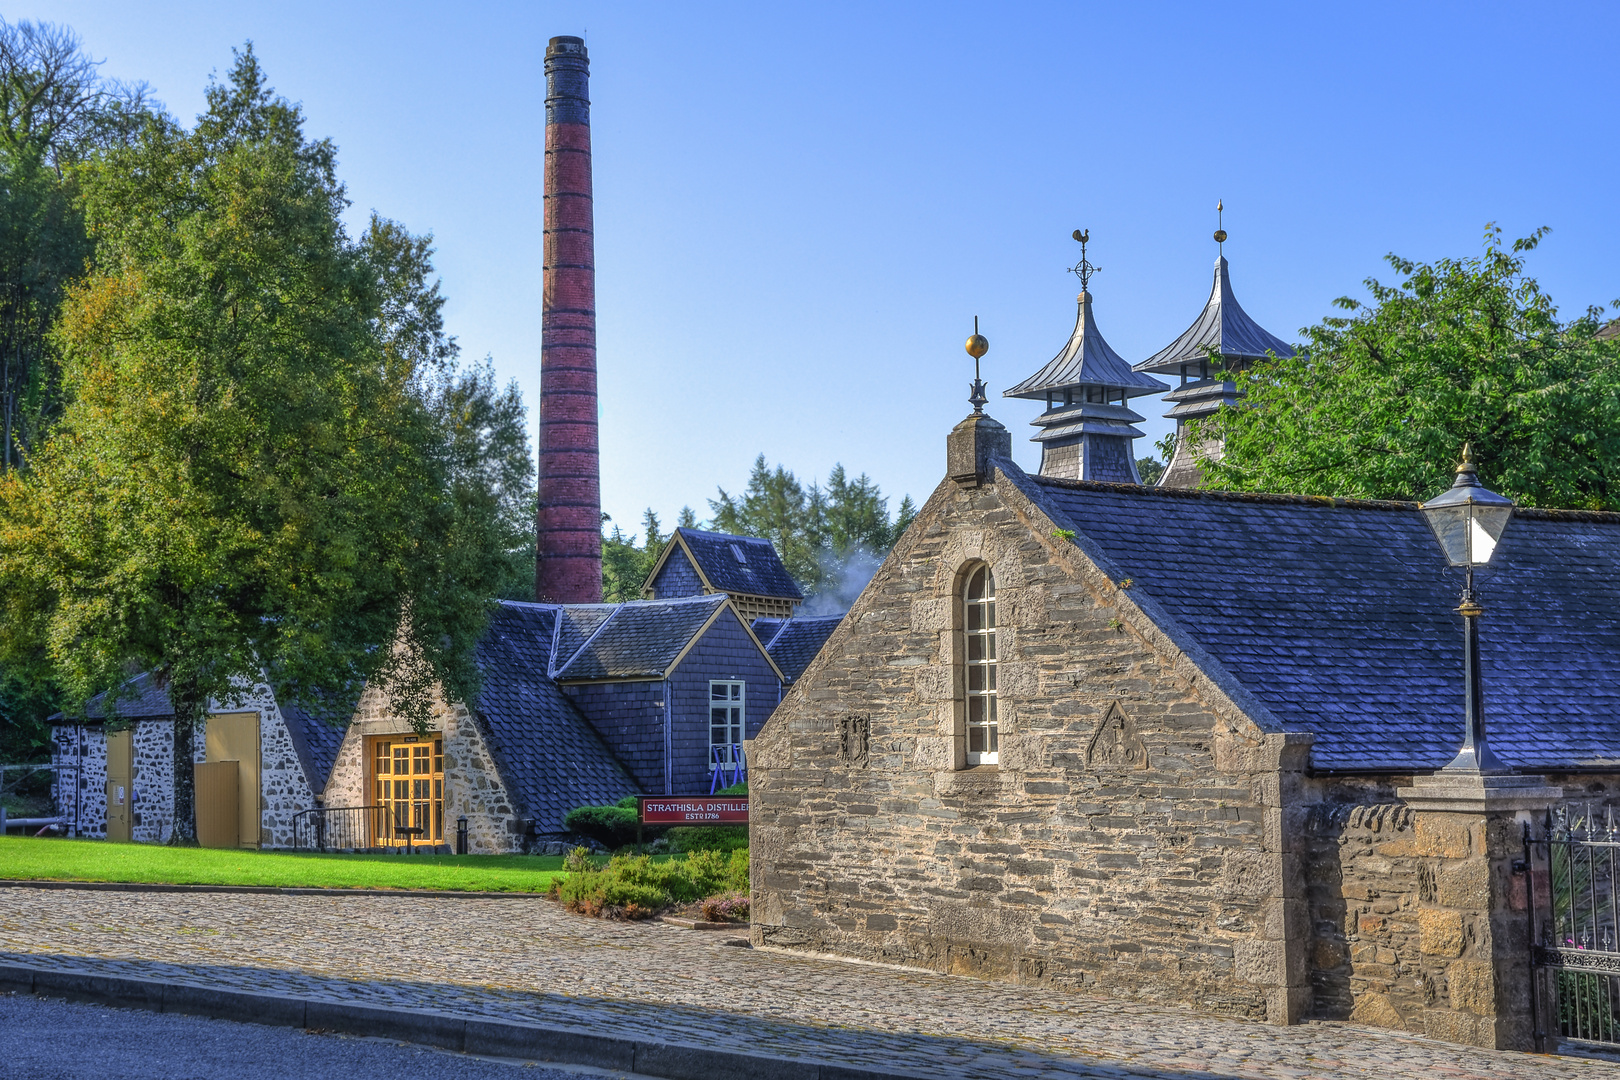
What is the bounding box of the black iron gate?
[1528,806,1620,1051]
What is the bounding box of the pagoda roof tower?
[1004,232,1168,484]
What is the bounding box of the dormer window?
[731,543,747,564]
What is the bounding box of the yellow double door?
[372,737,444,846]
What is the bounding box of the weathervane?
[1067,229,1099,292]
[1213,199,1226,254]
[965,316,989,414]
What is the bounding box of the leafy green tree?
[1135,457,1165,486]
[708,455,913,602]
[0,19,153,474]
[1193,227,1620,506]
[0,47,511,840]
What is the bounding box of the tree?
[1192,227,1620,507]
[0,47,512,841]
[0,19,152,474]
[708,455,914,603]
[1135,457,1165,486]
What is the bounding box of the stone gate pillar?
[1395,772,1562,1049]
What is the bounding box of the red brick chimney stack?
[537,35,602,603]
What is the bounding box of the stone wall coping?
[1396,772,1566,813]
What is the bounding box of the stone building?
[324,592,787,852]
[749,406,1620,1050]
[49,676,344,848]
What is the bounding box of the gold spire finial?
[965,316,989,414]
[1213,200,1227,249]
[1457,442,1476,473]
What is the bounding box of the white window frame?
[963,565,998,765]
[709,680,745,768]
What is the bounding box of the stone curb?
[0,879,552,900]
[0,962,934,1080]
[659,915,745,930]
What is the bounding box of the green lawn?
[0,836,573,892]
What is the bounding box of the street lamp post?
[1418,445,1516,775]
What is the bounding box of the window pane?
[983,635,996,661]
[988,727,999,752]
[712,684,726,700]
[986,666,997,691]
[968,636,984,661]
[968,696,984,723]
[985,601,995,627]
[730,684,742,701]
[969,726,985,752]
[968,666,984,692]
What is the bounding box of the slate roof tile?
[474,602,640,831]
[1022,475,1620,772]
[760,615,844,682]
[675,528,804,601]
[554,594,729,681]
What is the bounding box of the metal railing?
[292,805,394,852]
[1531,805,1620,1049]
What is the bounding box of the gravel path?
[0,990,636,1080]
[0,886,1610,1080]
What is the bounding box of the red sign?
[638,796,749,825]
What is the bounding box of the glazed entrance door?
[105,729,132,842]
[370,736,444,846]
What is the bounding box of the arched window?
[963,564,998,765]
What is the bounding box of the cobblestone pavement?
[0,886,1611,1080]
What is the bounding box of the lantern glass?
[1420,459,1515,567]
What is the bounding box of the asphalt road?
[0,992,649,1080]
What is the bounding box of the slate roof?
[758,615,844,683]
[1135,256,1295,375]
[672,528,804,601]
[280,695,357,794]
[1005,292,1170,400]
[1018,473,1620,772]
[553,594,730,681]
[474,602,640,830]
[72,673,175,720]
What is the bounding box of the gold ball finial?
[966,333,989,359]
[1213,229,1227,243]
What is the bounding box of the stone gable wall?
[751,472,1304,1022]
[324,682,526,854]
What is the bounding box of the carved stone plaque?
[838,714,870,767]
[1085,701,1148,770]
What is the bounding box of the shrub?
[564,795,661,850]
[700,893,750,922]
[666,825,748,853]
[556,849,749,920]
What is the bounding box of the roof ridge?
[1027,474,1620,521]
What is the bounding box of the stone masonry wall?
[751,470,1306,1022]
[131,719,177,844]
[1302,777,1620,1049]
[325,682,526,854]
[51,724,106,838]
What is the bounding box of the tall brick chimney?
[537,35,602,603]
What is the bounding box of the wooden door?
[194,761,239,849]
[204,712,260,849]
[105,728,132,842]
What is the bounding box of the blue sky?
[38,1,1620,531]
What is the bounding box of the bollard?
[456,815,468,855]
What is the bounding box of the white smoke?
[800,544,884,617]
